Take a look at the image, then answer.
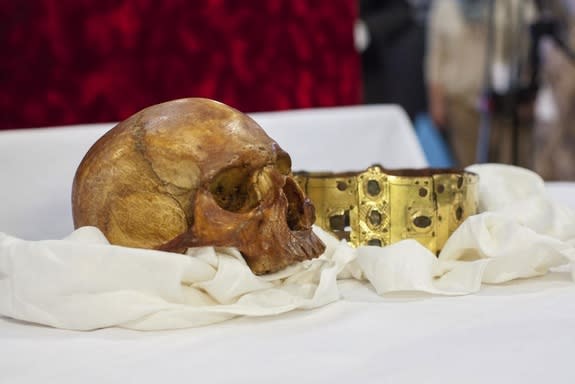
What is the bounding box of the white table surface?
[1,105,575,384]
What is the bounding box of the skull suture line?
[72,98,325,274]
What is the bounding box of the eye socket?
[209,167,259,212]
[276,152,292,175]
[283,178,306,230]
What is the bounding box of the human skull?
[72,98,325,274]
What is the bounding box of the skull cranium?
[72,98,325,274]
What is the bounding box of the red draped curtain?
[0,0,360,130]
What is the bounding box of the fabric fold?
[1,164,574,330]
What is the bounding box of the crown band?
[295,165,479,254]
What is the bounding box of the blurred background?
[0,0,574,178]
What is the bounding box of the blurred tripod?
[476,0,574,165]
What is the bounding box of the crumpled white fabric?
[1,164,574,330]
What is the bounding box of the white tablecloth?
[1,105,575,384]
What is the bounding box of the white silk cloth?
[1,164,574,330]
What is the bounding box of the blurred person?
[357,0,428,120]
[426,0,535,167]
[533,0,575,179]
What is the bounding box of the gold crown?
[295,165,479,254]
